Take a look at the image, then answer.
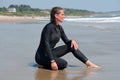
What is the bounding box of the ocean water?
[0,16,120,80]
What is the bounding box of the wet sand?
[0,21,120,80]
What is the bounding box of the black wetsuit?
[35,22,88,70]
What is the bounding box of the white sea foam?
[65,17,120,23]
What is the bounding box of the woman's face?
[55,10,65,23]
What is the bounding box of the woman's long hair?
[50,7,63,24]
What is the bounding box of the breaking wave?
[65,17,120,23]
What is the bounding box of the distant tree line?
[64,8,95,16]
[0,4,96,17]
[0,4,49,16]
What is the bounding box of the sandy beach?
[0,15,36,22]
[0,17,120,80]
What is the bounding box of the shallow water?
[0,20,120,80]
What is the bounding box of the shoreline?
[0,15,33,22]
[0,15,82,23]
[0,15,45,22]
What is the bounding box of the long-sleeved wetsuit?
[35,22,88,70]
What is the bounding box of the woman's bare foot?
[85,60,100,68]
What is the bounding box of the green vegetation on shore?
[0,4,49,16]
[0,4,97,17]
[64,8,95,16]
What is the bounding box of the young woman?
[35,7,99,70]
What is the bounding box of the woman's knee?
[56,58,68,70]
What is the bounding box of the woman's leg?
[51,45,70,70]
[54,57,68,70]
[35,45,69,70]
[52,45,88,64]
[70,47,99,68]
[52,45,99,68]
[52,45,88,69]
[52,45,70,57]
[40,57,68,70]
[70,47,88,63]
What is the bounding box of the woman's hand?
[71,40,79,50]
[51,60,58,70]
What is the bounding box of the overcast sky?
[0,0,120,12]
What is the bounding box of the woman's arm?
[60,25,78,50]
[60,25,71,45]
[42,25,54,61]
[42,25,58,70]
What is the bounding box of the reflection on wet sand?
[35,68,67,80]
[35,67,98,80]
[69,68,98,80]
